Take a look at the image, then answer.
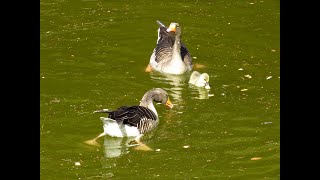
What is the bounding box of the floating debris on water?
[271,49,276,52]
[251,157,262,160]
[42,77,45,79]
[50,98,60,103]
[183,145,190,149]
[193,56,197,59]
[261,122,273,124]
[236,156,245,159]
[75,162,81,166]
[244,75,252,79]
[156,149,161,152]
[241,89,248,92]
[238,68,244,71]
[266,76,272,80]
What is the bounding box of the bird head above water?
[140,88,173,109]
[189,71,211,89]
[166,22,181,35]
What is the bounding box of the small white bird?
[188,71,211,89]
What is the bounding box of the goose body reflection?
[102,131,157,159]
[102,136,136,158]
[189,85,213,100]
[149,72,189,103]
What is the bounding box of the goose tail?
[156,20,166,28]
[93,109,111,113]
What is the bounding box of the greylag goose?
[189,71,211,89]
[88,88,173,146]
[147,20,192,75]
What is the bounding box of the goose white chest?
[101,117,140,137]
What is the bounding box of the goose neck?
[139,96,158,117]
[173,35,181,53]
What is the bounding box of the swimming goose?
[147,20,192,75]
[189,71,211,89]
[89,88,173,145]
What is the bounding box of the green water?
[40,0,280,179]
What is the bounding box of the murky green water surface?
[40,0,279,179]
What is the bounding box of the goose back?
[107,106,158,134]
[155,27,174,63]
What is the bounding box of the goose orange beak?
[166,24,176,33]
[165,99,173,109]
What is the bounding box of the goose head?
[140,88,173,109]
[167,22,181,36]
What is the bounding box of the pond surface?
[40,0,280,179]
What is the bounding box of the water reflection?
[149,72,189,104]
[102,136,137,159]
[101,131,155,159]
[189,84,214,100]
[149,72,213,101]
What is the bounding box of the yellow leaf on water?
[251,157,262,160]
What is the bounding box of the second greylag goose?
[87,88,173,146]
[147,20,193,75]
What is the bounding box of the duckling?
[188,71,211,89]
